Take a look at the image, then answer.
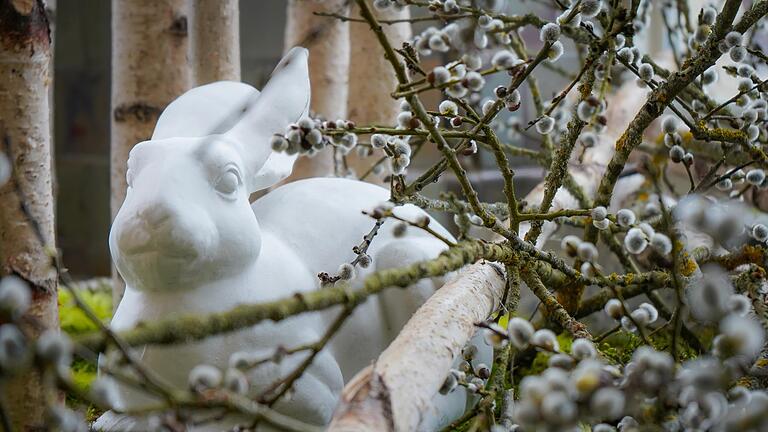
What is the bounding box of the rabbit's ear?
[152,81,260,140]
[225,47,310,192]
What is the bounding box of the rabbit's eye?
[215,169,240,196]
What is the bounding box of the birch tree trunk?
[46,0,55,195]
[111,0,193,304]
[0,0,58,429]
[280,0,350,182]
[192,0,240,84]
[346,4,411,182]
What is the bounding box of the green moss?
[66,359,97,407]
[517,332,575,380]
[70,359,98,390]
[598,332,644,364]
[653,330,702,361]
[598,328,700,365]
[59,286,112,419]
[59,288,112,335]
[495,311,519,329]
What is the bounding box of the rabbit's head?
[110,48,309,292]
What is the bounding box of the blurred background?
[56,0,286,276]
[54,0,650,277]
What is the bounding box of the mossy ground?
[516,326,700,384]
[60,287,112,421]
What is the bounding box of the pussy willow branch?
[578,1,768,321]
[403,43,552,200]
[454,98,520,231]
[352,0,519,239]
[647,160,694,359]
[313,10,474,25]
[508,31,551,155]
[75,240,514,351]
[506,33,593,210]
[526,0,639,245]
[520,270,592,339]
[259,305,353,406]
[113,386,324,432]
[396,192,510,219]
[73,234,673,353]
[393,65,509,97]
[486,263,520,408]
[702,76,768,121]
[383,212,456,246]
[592,0,766,213]
[642,55,737,120]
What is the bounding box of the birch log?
[346,4,411,182]
[0,0,58,429]
[193,0,240,84]
[280,0,349,182]
[111,0,192,303]
[328,262,505,432]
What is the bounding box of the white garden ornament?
[95,47,489,431]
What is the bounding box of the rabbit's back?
[252,177,389,271]
[252,177,451,275]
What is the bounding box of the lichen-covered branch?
[76,240,514,351]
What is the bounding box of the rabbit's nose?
[138,203,171,226]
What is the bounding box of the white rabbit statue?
[94,47,490,431]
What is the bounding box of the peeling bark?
[280,0,350,182]
[328,263,505,432]
[0,0,58,429]
[111,0,193,303]
[330,368,395,431]
[192,0,240,84]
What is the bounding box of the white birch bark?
[46,0,55,194]
[192,0,240,84]
[280,0,350,182]
[328,263,505,432]
[0,0,58,428]
[111,0,193,303]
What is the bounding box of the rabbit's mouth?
[118,247,202,292]
[126,248,198,260]
[120,239,199,261]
